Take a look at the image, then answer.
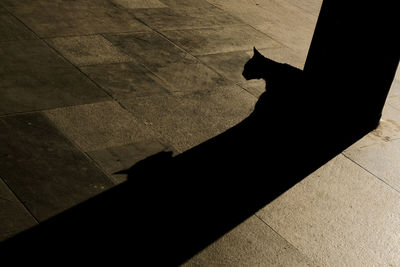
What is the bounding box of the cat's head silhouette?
[242,47,265,80]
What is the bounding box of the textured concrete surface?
[0,179,37,241]
[80,62,170,98]
[0,39,110,114]
[161,25,281,55]
[0,113,114,221]
[48,35,134,66]
[1,0,399,266]
[0,0,150,37]
[43,101,158,152]
[257,154,400,267]
[182,216,316,267]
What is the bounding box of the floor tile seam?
[234,82,263,98]
[0,4,45,44]
[190,42,284,57]
[341,153,400,195]
[103,5,280,99]
[0,100,113,118]
[138,31,259,101]
[97,17,259,101]
[254,213,321,267]
[38,101,177,185]
[30,30,182,160]
[37,99,153,147]
[0,3,127,109]
[194,45,294,58]
[0,177,40,224]
[125,2,286,60]
[39,30,152,40]
[39,37,146,124]
[204,0,291,49]
[38,111,121,186]
[154,22,249,32]
[387,102,400,112]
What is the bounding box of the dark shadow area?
[1,1,399,265]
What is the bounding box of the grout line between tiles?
[254,214,321,267]
[117,18,259,101]
[387,102,400,112]
[0,177,40,224]
[341,153,400,195]
[204,0,291,49]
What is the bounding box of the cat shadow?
[0,50,379,265]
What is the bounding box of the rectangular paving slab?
[0,39,110,115]
[0,113,114,221]
[1,0,150,37]
[0,12,37,42]
[80,62,170,99]
[43,101,159,152]
[257,154,400,266]
[182,216,315,266]
[160,24,281,55]
[0,178,37,242]
[131,6,243,30]
[104,31,197,69]
[121,85,256,152]
[47,35,134,66]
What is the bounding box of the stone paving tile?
[1,0,149,37]
[131,6,242,30]
[388,79,400,98]
[161,24,281,56]
[0,39,110,115]
[104,31,196,69]
[344,139,400,192]
[182,216,315,267]
[112,0,167,9]
[104,31,238,94]
[47,35,133,66]
[207,0,317,55]
[80,62,170,99]
[257,154,400,266]
[88,139,175,184]
[0,12,36,42]
[198,50,251,83]
[0,113,114,222]
[388,97,400,111]
[121,85,256,152]
[152,61,230,93]
[43,101,158,152]
[280,0,322,17]
[0,178,37,242]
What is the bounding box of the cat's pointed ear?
[253,47,262,57]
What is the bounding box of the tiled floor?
[1,0,399,265]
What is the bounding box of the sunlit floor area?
[1,0,400,265]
